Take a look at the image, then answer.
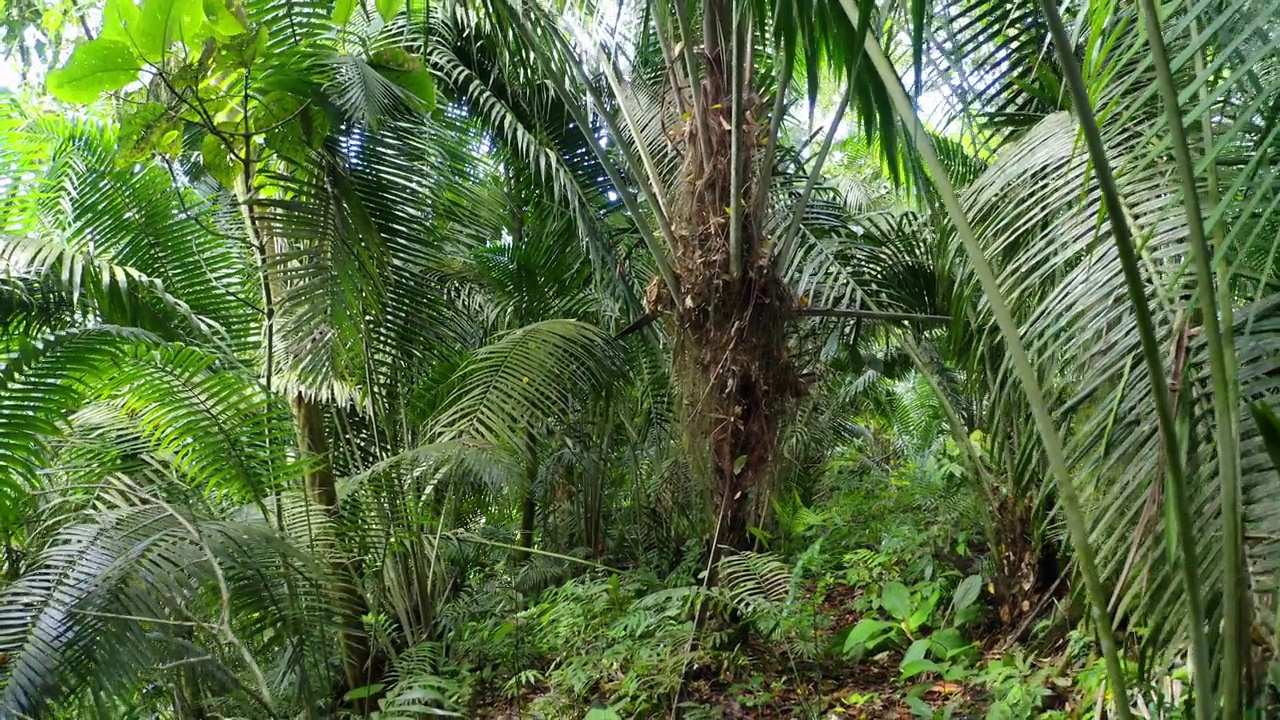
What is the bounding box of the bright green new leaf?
[929,628,974,661]
[907,590,938,629]
[900,658,944,681]
[46,39,142,103]
[375,0,404,22]
[117,102,172,159]
[135,0,208,62]
[214,28,266,70]
[332,0,356,25]
[901,638,930,665]
[342,683,384,701]
[842,617,892,657]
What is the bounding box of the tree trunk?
[235,105,375,709]
[668,1,800,552]
[292,393,372,699]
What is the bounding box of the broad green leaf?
[333,0,356,25]
[343,683,385,701]
[929,628,975,661]
[375,0,404,22]
[585,708,621,720]
[117,102,174,159]
[905,695,935,718]
[907,589,939,629]
[902,637,930,665]
[901,658,944,680]
[46,39,141,103]
[203,0,248,37]
[842,617,892,656]
[383,68,435,111]
[881,581,912,622]
[100,0,141,40]
[214,28,267,70]
[952,574,982,614]
[490,621,514,642]
[136,0,207,62]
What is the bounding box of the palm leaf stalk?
[1131,0,1246,709]
[1036,1,1212,715]
[834,0,1133,711]
[774,85,853,269]
[729,0,746,279]
[503,11,682,307]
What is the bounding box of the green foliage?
[44,39,140,102]
[4,0,1278,714]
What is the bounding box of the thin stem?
[750,31,794,227]
[728,0,745,278]
[773,86,851,270]
[673,0,713,168]
[599,50,672,220]
[1038,2,1211,714]
[836,0,1133,712]
[652,0,688,115]
[1134,0,1245,711]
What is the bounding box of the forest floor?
[475,581,1072,719]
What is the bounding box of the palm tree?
[464,0,921,556]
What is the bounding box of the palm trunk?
[240,157,371,699]
[290,392,372,697]
[516,426,539,564]
[671,1,800,551]
[292,393,339,508]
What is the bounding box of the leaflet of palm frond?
[99,344,299,503]
[255,118,472,407]
[0,120,257,350]
[429,320,624,452]
[342,440,514,501]
[716,550,793,614]
[344,121,494,375]
[0,326,158,493]
[0,501,336,716]
[924,0,1062,148]
[2,235,229,349]
[595,58,684,199]
[466,200,597,327]
[239,0,338,65]
[0,273,76,337]
[767,0,903,171]
[783,199,949,324]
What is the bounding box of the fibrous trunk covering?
[664,6,800,550]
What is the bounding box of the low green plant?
[974,651,1064,719]
[843,575,983,665]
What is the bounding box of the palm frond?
[430,320,623,451]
